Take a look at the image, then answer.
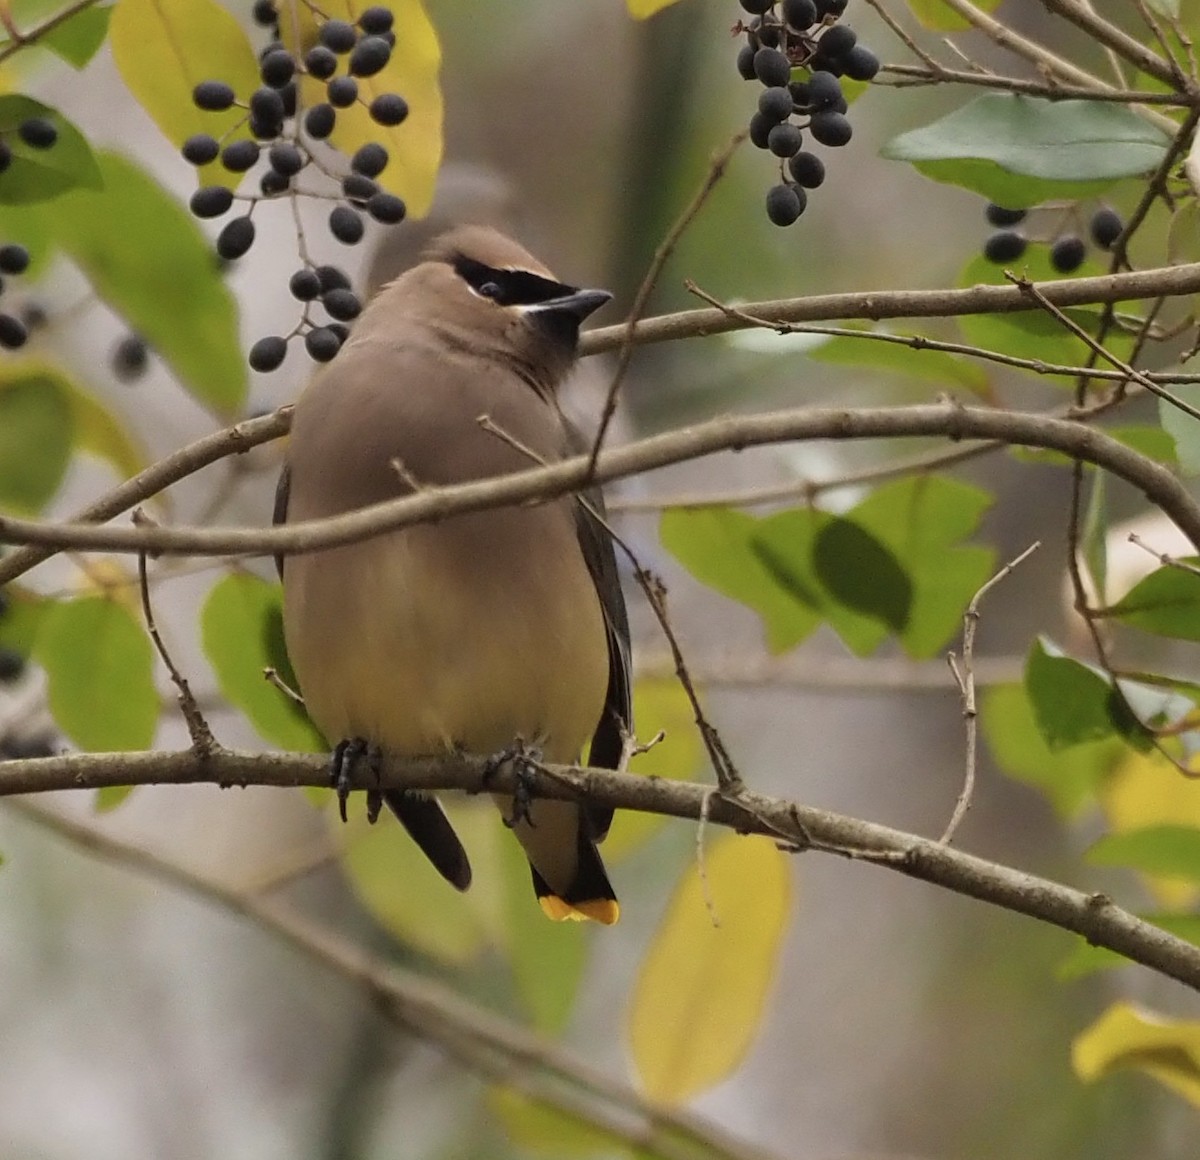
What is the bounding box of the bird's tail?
[383,790,473,891]
[531,820,619,925]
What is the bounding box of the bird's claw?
[483,737,543,830]
[329,737,382,823]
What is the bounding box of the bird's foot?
[482,737,543,830]
[329,737,383,823]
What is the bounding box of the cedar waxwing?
[275,227,631,924]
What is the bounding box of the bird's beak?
[524,287,613,323]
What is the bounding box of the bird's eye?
[478,281,501,299]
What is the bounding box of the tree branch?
[1,403,1198,560]
[4,748,1199,992]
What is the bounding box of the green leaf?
[490,1086,629,1157]
[981,683,1118,816]
[0,361,73,514]
[882,94,1170,205]
[52,151,246,414]
[41,3,114,68]
[1082,469,1107,606]
[0,94,103,204]
[957,250,1136,374]
[96,784,136,812]
[0,587,53,655]
[66,373,150,485]
[660,507,823,653]
[807,328,991,395]
[905,0,1003,30]
[849,475,996,658]
[1087,825,1200,880]
[1159,386,1200,475]
[1025,637,1148,751]
[1060,914,1200,979]
[34,596,158,750]
[110,0,259,189]
[812,516,912,632]
[1108,560,1200,641]
[200,573,325,752]
[1110,424,1177,466]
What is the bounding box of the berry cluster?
[0,243,32,350]
[184,2,409,369]
[982,202,1125,274]
[0,114,58,176]
[735,0,878,227]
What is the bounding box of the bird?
[275,226,631,924]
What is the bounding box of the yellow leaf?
[1102,749,1200,907]
[279,1,442,217]
[1073,1001,1200,1107]
[603,677,704,862]
[628,833,791,1103]
[110,0,260,188]
[626,0,687,17]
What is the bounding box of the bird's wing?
[272,461,290,579]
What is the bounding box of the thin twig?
[940,541,1041,845]
[587,130,747,475]
[878,62,1191,103]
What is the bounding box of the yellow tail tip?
[538,895,620,925]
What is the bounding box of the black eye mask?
[452,254,577,307]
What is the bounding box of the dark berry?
[753,47,791,88]
[1050,234,1086,273]
[252,0,277,26]
[112,334,149,381]
[20,302,47,330]
[327,76,359,107]
[268,142,304,176]
[788,150,825,188]
[768,123,804,158]
[369,93,408,126]
[843,45,880,81]
[749,112,773,150]
[329,205,364,244]
[182,134,220,166]
[342,173,378,202]
[249,335,288,372]
[0,312,28,349]
[249,87,285,131]
[18,118,57,148]
[0,648,25,683]
[327,323,351,344]
[766,183,805,227]
[351,142,388,177]
[260,48,295,88]
[190,185,234,218]
[0,590,8,616]
[985,203,1027,227]
[815,0,848,14]
[737,43,757,81]
[260,169,289,195]
[806,71,843,111]
[304,45,338,80]
[359,6,394,33]
[0,244,30,275]
[193,80,236,111]
[818,24,857,60]
[753,18,782,48]
[809,110,852,147]
[366,192,406,223]
[304,104,336,139]
[305,326,342,361]
[0,734,56,760]
[783,0,818,28]
[315,265,351,292]
[740,0,774,13]
[758,86,794,124]
[349,36,391,78]
[0,141,11,173]
[1091,207,1124,249]
[983,230,1027,262]
[320,19,358,53]
[222,139,260,172]
[289,268,322,300]
[323,288,361,321]
[217,216,256,261]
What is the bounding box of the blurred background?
[1,1,1198,1157]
